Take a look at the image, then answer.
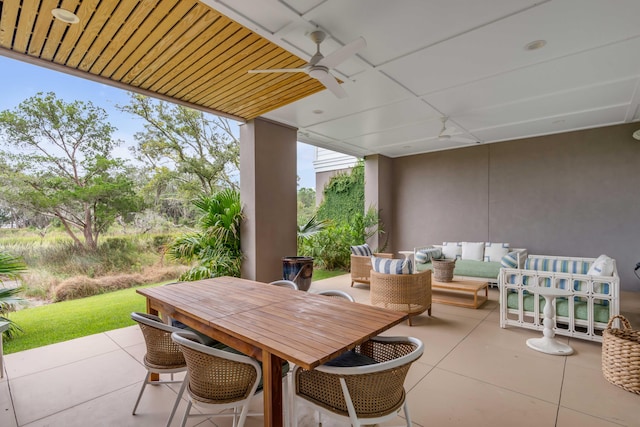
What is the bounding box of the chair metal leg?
[237,403,250,427]
[292,391,298,427]
[402,399,411,426]
[132,371,151,414]
[180,401,192,427]
[166,377,188,427]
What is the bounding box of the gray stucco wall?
[391,123,640,291]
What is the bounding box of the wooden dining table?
[137,276,408,427]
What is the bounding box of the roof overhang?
[0,0,326,121]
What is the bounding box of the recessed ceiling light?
[524,40,546,51]
[312,109,324,114]
[51,8,80,24]
[633,129,640,141]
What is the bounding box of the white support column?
[240,118,298,282]
[364,154,394,252]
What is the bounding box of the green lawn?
[310,268,347,281]
[4,282,161,355]
[3,270,348,355]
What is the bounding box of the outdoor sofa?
[414,242,527,285]
[499,253,619,342]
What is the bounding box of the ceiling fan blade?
[248,68,306,74]
[317,37,366,69]
[315,72,347,99]
[439,125,457,137]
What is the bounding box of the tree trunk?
[84,207,97,250]
[55,213,85,248]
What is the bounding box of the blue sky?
[0,56,317,189]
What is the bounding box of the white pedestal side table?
[526,287,574,355]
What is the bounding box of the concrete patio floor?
[1,274,639,426]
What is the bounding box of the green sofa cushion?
[416,259,501,279]
[506,292,610,323]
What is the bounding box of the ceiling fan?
[248,30,366,99]
[437,116,478,143]
[438,116,456,139]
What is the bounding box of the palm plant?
[297,214,330,248]
[168,189,243,280]
[0,251,28,339]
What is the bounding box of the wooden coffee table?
[431,278,488,309]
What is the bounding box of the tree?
[0,92,144,250]
[168,189,243,280]
[297,187,316,226]
[118,94,240,202]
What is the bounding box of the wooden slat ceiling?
[0,0,326,120]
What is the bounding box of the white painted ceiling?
[204,0,640,158]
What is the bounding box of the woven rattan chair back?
[370,269,432,325]
[130,312,188,427]
[135,314,186,369]
[316,289,356,302]
[292,336,424,427]
[350,253,393,286]
[171,331,262,427]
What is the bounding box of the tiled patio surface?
[1,274,639,426]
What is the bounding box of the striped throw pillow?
[350,244,373,256]
[500,251,519,268]
[415,248,442,264]
[371,256,413,275]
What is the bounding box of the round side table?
[525,286,574,355]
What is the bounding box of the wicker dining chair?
[316,289,356,302]
[370,269,432,326]
[292,336,424,427]
[270,279,299,290]
[171,330,281,427]
[130,312,188,427]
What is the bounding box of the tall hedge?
[316,162,364,225]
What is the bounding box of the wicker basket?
[602,315,640,395]
[432,258,456,282]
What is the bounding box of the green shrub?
[299,208,385,270]
[299,223,352,270]
[151,234,175,251]
[100,236,134,252]
[300,161,388,269]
